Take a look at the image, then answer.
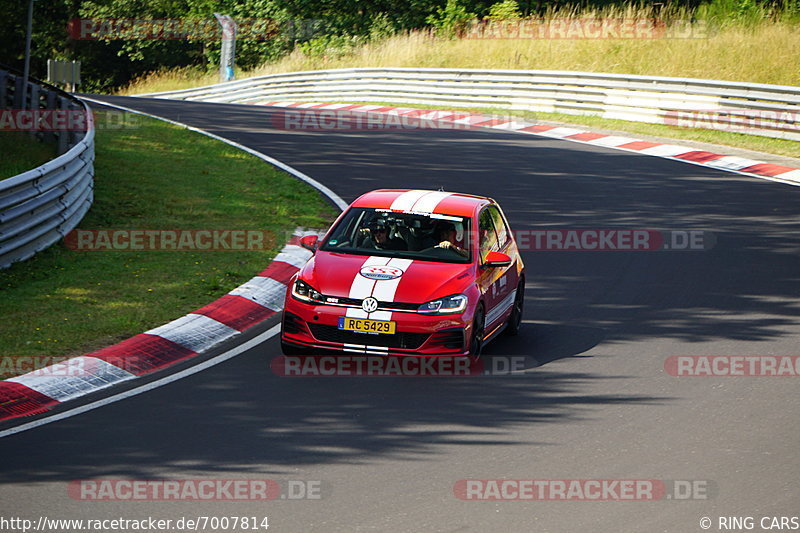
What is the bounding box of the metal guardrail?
[0,67,95,269]
[140,67,800,141]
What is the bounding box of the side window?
[487,206,509,249]
[479,208,499,259]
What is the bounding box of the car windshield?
[321,207,472,263]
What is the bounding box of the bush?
[426,0,476,38]
[488,0,522,21]
[297,34,365,59]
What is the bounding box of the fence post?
[28,82,40,139]
[45,89,58,145]
[57,96,71,154]
[0,71,8,107]
[13,75,25,108]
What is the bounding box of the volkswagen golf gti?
[280,189,525,358]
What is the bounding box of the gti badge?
[361,297,379,313]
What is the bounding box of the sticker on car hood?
[359,265,405,280]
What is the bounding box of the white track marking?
[0,326,281,438]
[229,276,289,311]
[8,357,136,402]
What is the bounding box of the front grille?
[308,324,429,349]
[321,295,419,312]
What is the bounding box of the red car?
[280,189,525,358]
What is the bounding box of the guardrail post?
[28,82,41,139]
[13,75,24,109]
[57,96,70,154]
[44,89,57,145]
[0,71,7,108]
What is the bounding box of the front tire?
[281,339,307,355]
[468,305,485,361]
[506,279,525,336]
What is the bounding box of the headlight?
[292,279,323,303]
[417,294,468,315]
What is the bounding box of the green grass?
[0,110,337,364]
[0,133,57,179]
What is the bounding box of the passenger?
[434,221,468,257]
[360,221,407,251]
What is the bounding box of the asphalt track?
[1,96,798,532]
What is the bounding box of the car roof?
[350,189,493,218]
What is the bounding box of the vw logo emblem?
[361,297,379,313]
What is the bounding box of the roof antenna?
[438,186,445,192]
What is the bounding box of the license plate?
[338,317,396,335]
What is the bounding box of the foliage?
[0,0,796,92]
[426,0,476,37]
[487,0,521,20]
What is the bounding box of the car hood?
[299,251,474,304]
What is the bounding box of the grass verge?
[0,109,337,366]
[0,133,57,180]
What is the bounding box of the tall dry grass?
[119,5,800,95]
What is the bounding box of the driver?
[434,221,468,257]
[360,220,407,251]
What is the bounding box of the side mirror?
[299,234,319,252]
[482,251,511,268]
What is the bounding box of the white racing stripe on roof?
[390,190,430,211]
[410,191,452,213]
[8,357,136,403]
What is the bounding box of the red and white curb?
[0,229,320,423]
[257,101,800,187]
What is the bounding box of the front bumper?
[281,299,470,357]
